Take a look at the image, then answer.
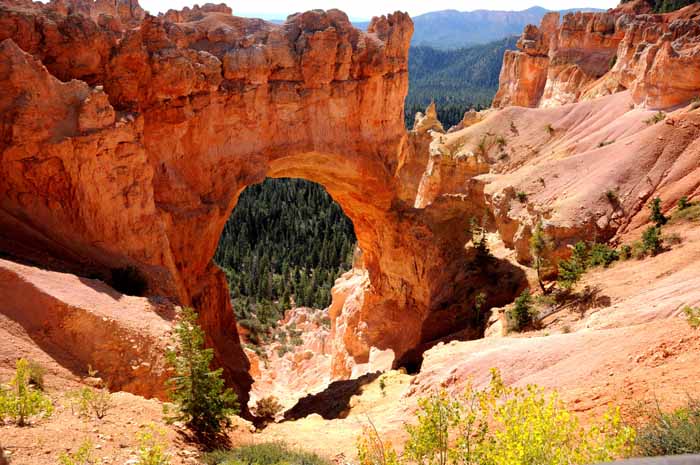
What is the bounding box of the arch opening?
[214,177,357,347]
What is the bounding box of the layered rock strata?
[494,1,700,109]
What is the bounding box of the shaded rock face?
[494,3,700,109]
[0,1,523,404]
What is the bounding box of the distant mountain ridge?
[411,6,605,49]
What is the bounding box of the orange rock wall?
[0,1,522,404]
[494,3,700,109]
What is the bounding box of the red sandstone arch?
[0,2,523,406]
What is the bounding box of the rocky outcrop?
[494,2,700,109]
[0,258,172,398]
[0,0,527,404]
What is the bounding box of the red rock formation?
[1,0,523,404]
[494,2,700,109]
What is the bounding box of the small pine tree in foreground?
[164,307,239,435]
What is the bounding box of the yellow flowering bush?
[357,368,635,465]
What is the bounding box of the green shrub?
[684,306,700,329]
[136,424,171,465]
[358,423,400,465]
[66,387,112,419]
[507,289,537,332]
[641,226,664,256]
[203,443,331,465]
[164,307,239,435]
[27,359,46,390]
[59,440,95,465]
[252,396,283,421]
[673,203,700,222]
[644,111,666,125]
[558,242,588,290]
[358,368,635,465]
[111,265,148,296]
[634,398,700,456]
[516,191,527,203]
[649,197,668,227]
[619,244,632,260]
[0,359,53,426]
[678,196,691,210]
[530,222,552,294]
[605,189,618,202]
[588,242,619,268]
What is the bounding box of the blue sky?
[139,0,618,20]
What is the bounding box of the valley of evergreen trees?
[404,37,518,128]
[214,179,355,345]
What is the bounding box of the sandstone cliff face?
[0,0,526,404]
[494,2,700,110]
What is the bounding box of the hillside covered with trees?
[404,37,517,128]
[214,179,356,344]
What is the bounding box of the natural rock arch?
[0,2,524,405]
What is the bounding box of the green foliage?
[59,440,95,465]
[641,226,664,256]
[633,398,700,456]
[27,359,45,390]
[588,242,619,268]
[684,306,700,329]
[644,111,666,125]
[557,242,588,290]
[203,443,331,465]
[358,423,400,465]
[404,390,462,465]
[405,38,517,128]
[66,387,112,419]
[649,197,668,227]
[621,0,699,13]
[470,217,493,268]
[358,368,635,465]
[136,424,171,465]
[515,191,527,203]
[619,244,632,260]
[379,377,387,396]
[605,189,618,202]
[165,307,239,435]
[507,289,537,332]
[0,358,53,426]
[672,203,700,222]
[252,396,283,421]
[530,222,552,294]
[215,179,356,345]
[111,265,148,296]
[678,196,691,210]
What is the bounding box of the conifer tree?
[165,307,239,435]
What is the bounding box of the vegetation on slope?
[404,38,518,128]
[357,368,635,465]
[621,0,699,12]
[214,179,356,345]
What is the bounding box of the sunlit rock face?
[494,2,700,109]
[0,1,524,404]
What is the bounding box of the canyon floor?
[2,218,699,464]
